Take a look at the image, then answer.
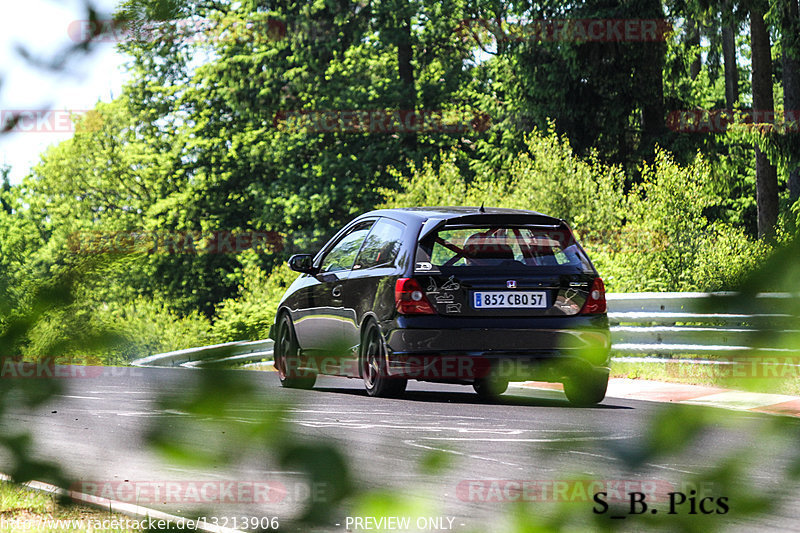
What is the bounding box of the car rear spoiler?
[417,213,565,242]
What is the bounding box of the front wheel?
[274,314,316,389]
[361,322,407,398]
[563,370,608,406]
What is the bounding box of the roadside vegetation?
[2,0,799,365]
[1,3,799,531]
[611,358,800,396]
[0,121,791,364]
[0,0,800,364]
[0,481,141,533]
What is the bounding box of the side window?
[354,218,406,270]
[319,221,374,273]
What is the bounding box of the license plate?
[472,291,547,309]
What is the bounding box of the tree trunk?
[397,17,415,109]
[396,4,416,150]
[722,1,739,108]
[640,0,666,151]
[750,8,779,238]
[782,0,800,203]
[687,19,702,80]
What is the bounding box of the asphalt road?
[2,367,799,532]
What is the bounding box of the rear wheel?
[274,314,316,389]
[361,322,407,398]
[563,370,608,406]
[473,376,509,401]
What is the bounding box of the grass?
[610,357,800,396]
[0,481,143,532]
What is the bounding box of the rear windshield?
[418,226,592,270]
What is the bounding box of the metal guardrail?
[131,339,273,368]
[607,292,798,356]
[130,293,797,368]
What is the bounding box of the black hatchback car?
[271,207,610,405]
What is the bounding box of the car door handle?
[332,285,342,298]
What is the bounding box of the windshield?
[419,225,593,270]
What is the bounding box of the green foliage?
[18,293,211,366]
[692,223,774,290]
[594,221,770,292]
[211,263,298,343]
[0,257,86,487]
[382,127,625,237]
[496,129,626,239]
[726,114,800,180]
[464,0,671,171]
[6,0,791,334]
[0,191,211,365]
[4,1,800,531]
[793,197,800,228]
[379,150,474,207]
[94,298,211,364]
[597,150,771,291]
[382,134,770,292]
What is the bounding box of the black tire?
[563,370,608,406]
[274,314,316,389]
[473,376,509,401]
[361,322,407,398]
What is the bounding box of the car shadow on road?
[309,386,631,409]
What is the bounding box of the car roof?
[359,206,564,225]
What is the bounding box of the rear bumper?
[383,314,610,382]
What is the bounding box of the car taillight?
[395,278,436,315]
[579,277,607,314]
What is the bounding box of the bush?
[590,150,770,292]
[211,263,298,343]
[381,131,769,293]
[101,299,211,364]
[501,130,626,239]
[380,151,476,208]
[22,297,212,365]
[693,223,772,291]
[381,127,626,238]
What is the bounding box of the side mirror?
[288,254,316,274]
